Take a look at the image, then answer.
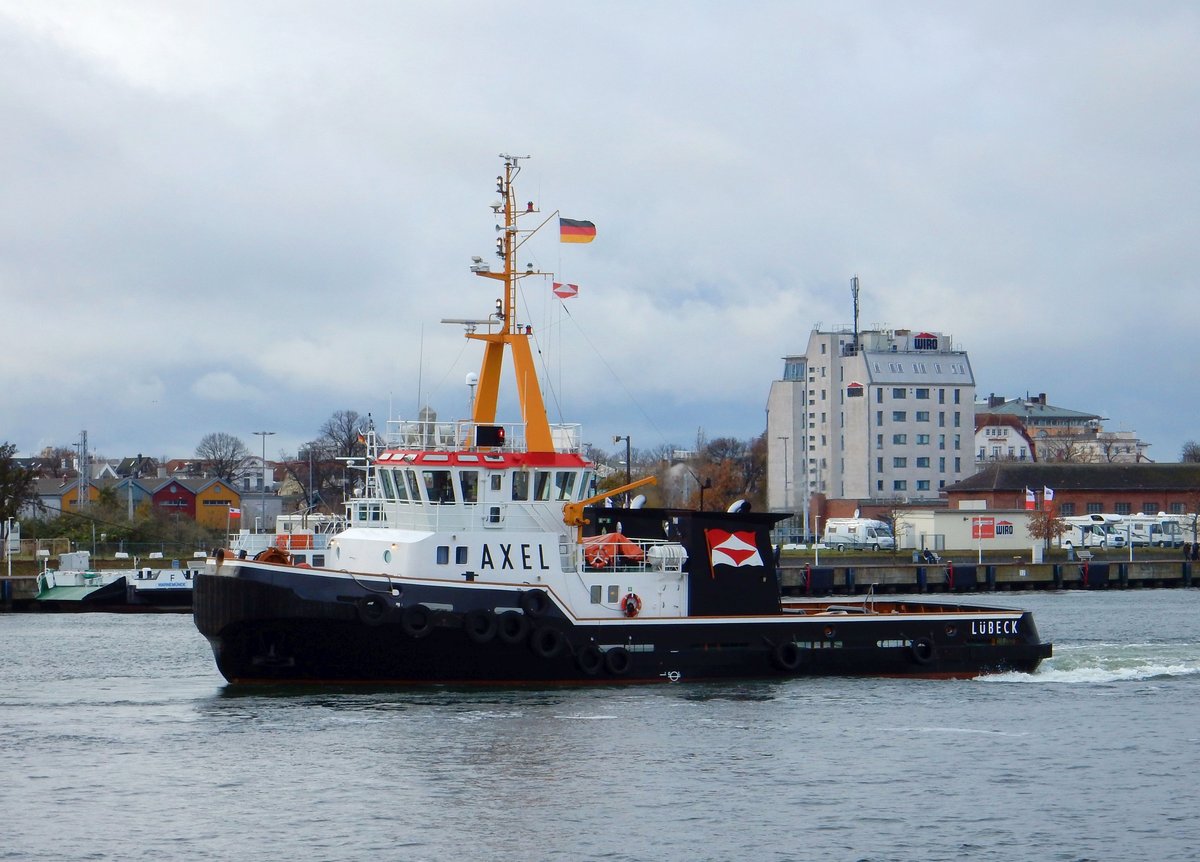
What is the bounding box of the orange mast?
[467,154,555,453]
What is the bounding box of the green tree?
[1,441,39,526]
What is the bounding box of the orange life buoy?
[620,592,642,618]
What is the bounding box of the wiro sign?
[972,517,1016,540]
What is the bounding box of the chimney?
[1038,393,1047,405]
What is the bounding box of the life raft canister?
[620,592,642,618]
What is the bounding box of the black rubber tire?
[529,625,567,659]
[497,610,530,645]
[519,589,550,619]
[400,604,434,639]
[604,646,632,676]
[576,643,604,675]
[910,637,936,665]
[463,608,497,644]
[771,641,802,672]
[357,595,390,626]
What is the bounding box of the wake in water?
[984,641,1200,684]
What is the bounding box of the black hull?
[126,587,193,610]
[195,563,1051,685]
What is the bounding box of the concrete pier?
[779,559,1194,596]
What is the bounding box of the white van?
[822,518,895,552]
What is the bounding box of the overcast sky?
[2,2,1198,466]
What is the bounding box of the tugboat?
[194,155,1052,684]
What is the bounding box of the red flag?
[552,282,579,299]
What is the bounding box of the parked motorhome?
[1059,514,1127,549]
[822,518,895,551]
[1115,514,1182,548]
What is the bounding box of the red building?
[150,478,197,519]
[945,463,1200,516]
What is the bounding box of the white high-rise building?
[767,326,975,522]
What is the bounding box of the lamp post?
[778,435,791,540]
[613,435,631,503]
[253,431,275,534]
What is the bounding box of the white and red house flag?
[1024,488,1036,510]
[706,529,764,571]
[552,282,579,299]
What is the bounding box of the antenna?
[851,275,860,351]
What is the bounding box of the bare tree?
[278,441,343,511]
[1039,434,1099,463]
[319,410,368,459]
[1181,441,1200,463]
[39,444,79,477]
[195,432,249,483]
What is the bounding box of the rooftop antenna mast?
[851,275,860,351]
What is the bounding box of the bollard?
[916,566,927,593]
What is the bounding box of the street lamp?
[613,435,631,503]
[253,431,275,534]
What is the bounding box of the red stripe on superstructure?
[377,450,589,469]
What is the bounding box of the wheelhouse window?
[392,469,409,502]
[459,470,479,504]
[534,471,553,501]
[423,470,455,504]
[511,471,530,500]
[554,471,577,501]
[379,468,397,500]
[405,469,422,502]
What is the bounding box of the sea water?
[1,591,1197,862]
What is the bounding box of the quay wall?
[779,559,1195,595]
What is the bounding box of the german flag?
[559,217,596,243]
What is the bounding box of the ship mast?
[467,154,555,453]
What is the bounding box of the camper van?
[1115,514,1182,548]
[1059,514,1127,549]
[822,518,895,551]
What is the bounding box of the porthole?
[384,549,392,564]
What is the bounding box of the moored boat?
[34,550,197,612]
[125,562,199,609]
[36,552,128,610]
[194,155,1052,684]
